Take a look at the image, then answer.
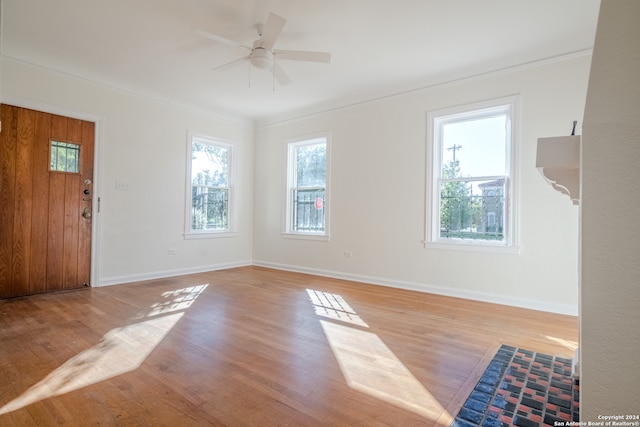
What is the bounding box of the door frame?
[3,95,103,288]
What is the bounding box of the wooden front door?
[0,105,95,298]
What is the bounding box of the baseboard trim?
[98,259,577,316]
[252,260,578,316]
[98,260,253,287]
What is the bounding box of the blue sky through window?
[441,115,507,178]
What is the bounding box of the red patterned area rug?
[451,345,579,427]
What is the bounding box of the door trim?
[3,95,104,288]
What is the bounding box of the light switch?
[116,180,130,190]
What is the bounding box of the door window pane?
[50,141,80,173]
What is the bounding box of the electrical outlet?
[343,250,353,258]
[167,249,177,255]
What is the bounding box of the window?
[426,97,519,252]
[185,134,234,237]
[50,141,80,173]
[285,134,331,239]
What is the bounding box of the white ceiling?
[3,0,600,125]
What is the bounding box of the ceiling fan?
[194,12,331,85]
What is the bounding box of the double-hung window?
[426,96,519,252]
[185,133,235,237]
[285,134,330,239]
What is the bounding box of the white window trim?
[184,131,237,239]
[425,96,520,254]
[283,132,331,241]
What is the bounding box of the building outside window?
[426,97,519,252]
[285,133,330,240]
[185,133,235,237]
[479,180,504,235]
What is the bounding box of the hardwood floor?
[0,266,578,426]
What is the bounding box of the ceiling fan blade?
[212,55,250,72]
[272,62,292,85]
[256,12,286,50]
[274,49,331,63]
[193,28,250,49]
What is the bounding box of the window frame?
[425,96,520,253]
[284,132,331,241]
[184,132,236,239]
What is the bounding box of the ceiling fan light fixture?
[198,11,331,85]
[250,48,273,69]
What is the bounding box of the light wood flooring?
[0,266,578,426]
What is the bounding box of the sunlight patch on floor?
[306,289,452,423]
[545,335,579,352]
[306,289,368,327]
[320,320,449,421]
[0,313,183,415]
[142,284,208,318]
[0,284,208,415]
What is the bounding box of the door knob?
[82,208,92,219]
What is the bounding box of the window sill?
[282,232,330,242]
[184,231,238,240]
[424,240,520,255]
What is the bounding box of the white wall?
[2,58,255,285]
[581,0,640,419]
[1,52,591,314]
[254,55,591,314]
